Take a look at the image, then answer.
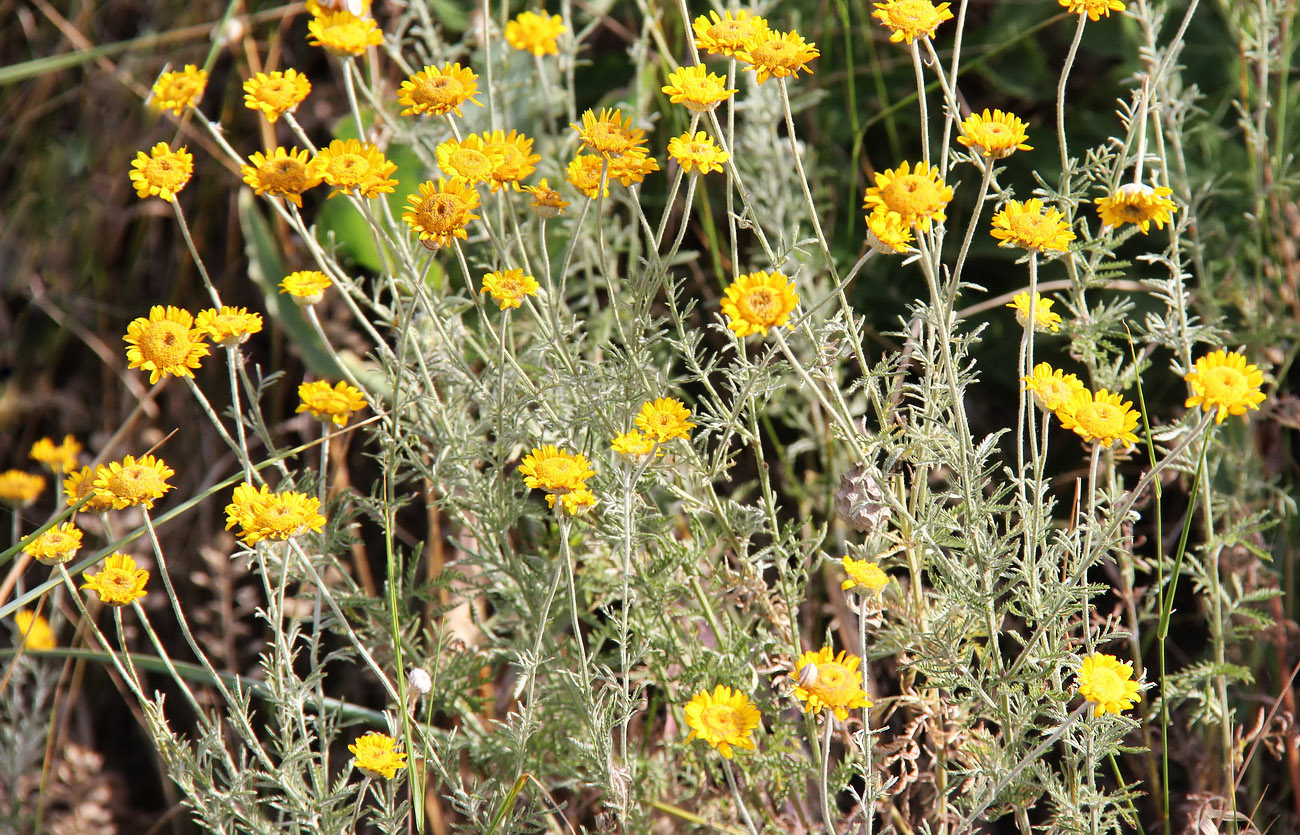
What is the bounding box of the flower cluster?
[518,446,597,516]
[225,482,327,545]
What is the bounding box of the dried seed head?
[834,463,891,533]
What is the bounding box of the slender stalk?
[722,759,761,835]
[1057,15,1088,179]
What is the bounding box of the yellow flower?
[22,522,83,565]
[225,482,327,545]
[30,435,82,474]
[683,685,762,759]
[1006,292,1063,333]
[280,270,333,305]
[1077,653,1141,715]
[242,147,322,208]
[863,161,954,231]
[668,131,729,175]
[692,10,769,58]
[792,647,872,721]
[196,306,263,348]
[546,486,599,516]
[124,305,210,384]
[956,109,1033,158]
[566,155,609,199]
[310,139,398,199]
[243,69,312,123]
[736,29,819,85]
[402,178,481,249]
[480,130,541,191]
[518,446,595,493]
[872,0,954,44]
[611,430,657,458]
[521,178,570,218]
[398,64,482,117]
[1056,388,1141,448]
[349,732,407,779]
[1094,183,1177,234]
[307,11,383,55]
[505,11,566,56]
[841,557,889,593]
[129,142,194,203]
[82,554,149,607]
[150,65,207,116]
[865,209,914,254]
[571,108,647,158]
[297,380,367,426]
[990,199,1076,252]
[721,270,799,337]
[661,65,737,113]
[634,398,695,443]
[92,454,175,510]
[0,471,44,506]
[64,467,115,513]
[436,135,503,185]
[1184,350,1267,424]
[1022,363,1087,413]
[13,610,56,651]
[607,151,660,187]
[1061,0,1127,22]
[481,269,540,310]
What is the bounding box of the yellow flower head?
[692,10,769,58]
[242,147,322,208]
[297,380,367,426]
[480,130,541,191]
[668,131,729,175]
[1077,652,1142,715]
[792,647,872,720]
[280,270,333,305]
[30,435,82,475]
[683,685,762,759]
[721,270,799,337]
[1061,0,1127,22]
[1094,183,1177,234]
[635,398,696,443]
[150,65,207,116]
[481,268,540,310]
[129,142,194,203]
[957,109,1033,159]
[736,29,819,85]
[0,471,44,507]
[398,64,482,117]
[196,306,263,348]
[991,199,1076,253]
[841,557,890,593]
[225,482,327,546]
[82,554,149,607]
[521,178,570,218]
[243,69,312,123]
[349,732,408,779]
[518,445,595,493]
[566,155,609,199]
[437,135,504,185]
[22,522,83,566]
[505,11,566,56]
[307,11,383,55]
[1022,363,1087,413]
[608,151,660,187]
[1184,350,1267,424]
[13,610,56,651]
[310,139,398,199]
[64,467,115,513]
[571,108,647,158]
[611,430,657,458]
[1056,388,1141,448]
[872,0,955,44]
[124,305,210,384]
[865,209,915,254]
[662,65,738,114]
[863,161,954,231]
[546,486,599,516]
[1006,292,1063,333]
[402,178,481,249]
[92,454,175,510]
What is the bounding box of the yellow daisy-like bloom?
[1184,350,1267,424]
[398,64,482,117]
[92,454,175,511]
[196,306,263,348]
[841,557,890,593]
[518,446,595,494]
[661,65,737,113]
[683,685,762,759]
[1056,388,1141,448]
[546,486,598,516]
[1094,183,1177,234]
[123,305,210,384]
[990,199,1076,252]
[872,0,955,44]
[692,10,769,58]
[957,109,1033,159]
[243,69,311,123]
[307,11,383,55]
[1006,292,1063,333]
[242,147,322,208]
[611,430,657,458]
[436,135,503,186]
[635,398,696,443]
[402,178,481,249]
[792,647,872,721]
[865,209,915,254]
[863,161,954,231]
[30,435,82,474]
[0,471,44,506]
[82,554,149,607]
[150,65,207,116]
[608,151,660,187]
[280,270,333,305]
[128,142,194,203]
[571,108,647,158]
[1061,0,1127,22]
[349,733,408,779]
[225,482,327,546]
[521,178,570,218]
[481,269,540,310]
[721,270,799,337]
[1022,363,1087,413]
[22,522,84,566]
[736,29,820,85]
[668,131,730,175]
[13,610,56,651]
[1077,653,1142,715]
[297,380,367,427]
[505,11,566,56]
[481,130,541,191]
[566,155,610,199]
[64,467,115,513]
[311,139,398,199]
